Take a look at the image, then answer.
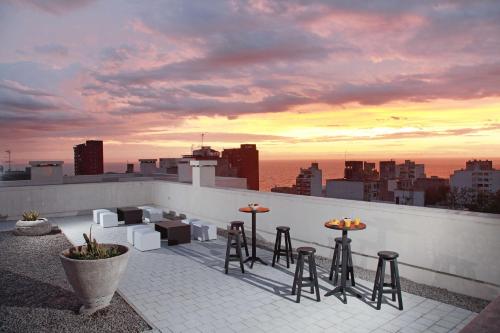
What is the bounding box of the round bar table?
[239,207,270,268]
[324,221,366,303]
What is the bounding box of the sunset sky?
[1,0,500,163]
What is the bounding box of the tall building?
[344,161,364,181]
[295,162,323,196]
[379,160,396,180]
[73,140,103,175]
[344,160,378,181]
[396,160,426,181]
[221,144,259,191]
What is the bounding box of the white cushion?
[100,212,118,228]
[134,229,160,251]
[127,224,154,245]
[93,209,110,224]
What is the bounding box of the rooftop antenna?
[5,150,11,172]
[201,133,206,147]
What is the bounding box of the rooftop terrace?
[0,178,499,332]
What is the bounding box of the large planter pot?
[14,218,52,236]
[60,244,130,315]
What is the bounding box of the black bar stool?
[229,221,249,257]
[292,247,320,303]
[224,229,244,274]
[372,251,403,310]
[272,226,294,268]
[329,237,355,286]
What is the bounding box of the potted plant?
[14,210,52,236]
[60,227,130,315]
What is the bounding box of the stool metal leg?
[272,231,280,267]
[284,232,290,268]
[372,258,382,301]
[376,259,386,310]
[240,226,250,257]
[308,254,314,293]
[276,232,282,263]
[296,254,304,303]
[390,260,396,301]
[394,258,403,310]
[292,253,301,295]
[224,234,231,274]
[311,254,321,302]
[287,232,294,264]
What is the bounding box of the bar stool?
[372,251,403,310]
[292,247,320,303]
[224,229,244,274]
[272,226,294,268]
[329,237,355,286]
[229,221,249,257]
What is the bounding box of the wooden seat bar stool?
[329,237,355,286]
[292,247,320,303]
[229,221,249,257]
[272,226,294,268]
[224,229,245,274]
[372,251,403,310]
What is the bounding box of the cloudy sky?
[1,0,500,163]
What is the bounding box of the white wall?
[152,181,500,301]
[0,181,153,219]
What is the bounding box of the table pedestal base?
[244,256,268,268]
[325,285,362,303]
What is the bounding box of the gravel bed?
[0,231,151,333]
[218,228,490,313]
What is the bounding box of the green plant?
[68,226,121,260]
[22,210,40,221]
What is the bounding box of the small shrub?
[67,226,122,260]
[22,210,40,221]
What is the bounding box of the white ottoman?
[127,224,154,245]
[141,207,164,222]
[93,209,110,224]
[134,229,160,251]
[100,212,118,228]
[193,220,217,241]
[181,218,199,239]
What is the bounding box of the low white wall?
[152,181,500,301]
[0,181,153,219]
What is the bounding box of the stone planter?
[60,244,130,315]
[14,218,52,236]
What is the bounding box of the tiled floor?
[47,216,478,332]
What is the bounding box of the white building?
[394,189,425,206]
[450,160,500,193]
[139,159,158,175]
[295,162,323,196]
[159,158,180,173]
[396,160,426,181]
[29,161,64,184]
[325,179,378,201]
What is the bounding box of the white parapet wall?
[0,179,499,300]
[0,181,153,219]
[152,180,500,301]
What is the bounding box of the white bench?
[93,209,110,224]
[126,224,154,245]
[134,229,160,251]
[100,212,118,228]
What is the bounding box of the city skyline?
[1,1,500,162]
